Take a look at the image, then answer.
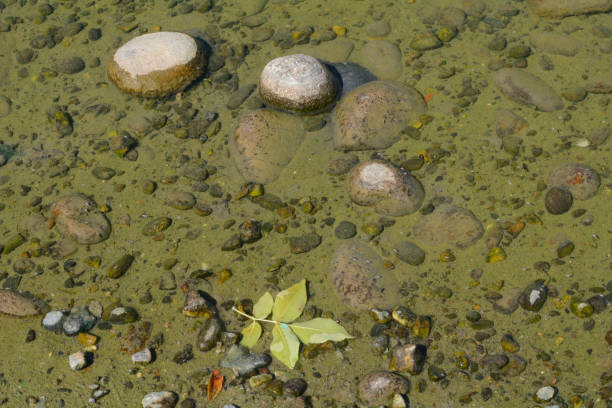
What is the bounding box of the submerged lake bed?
[0,0,610,407]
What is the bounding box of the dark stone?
[481,354,509,370]
[197,317,223,351]
[392,241,426,265]
[334,221,357,239]
[545,187,573,214]
[518,279,548,311]
[283,378,308,397]
[289,233,321,254]
[54,56,85,74]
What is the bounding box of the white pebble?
[68,351,89,371]
[131,348,152,364]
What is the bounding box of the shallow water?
[0,0,610,407]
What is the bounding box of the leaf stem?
[232,307,277,324]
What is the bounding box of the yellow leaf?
[290,318,353,344]
[272,279,307,323]
[253,292,274,319]
[240,321,262,349]
[270,323,300,369]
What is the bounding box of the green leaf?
[270,323,300,369]
[290,318,353,344]
[272,279,307,323]
[253,292,274,319]
[240,321,262,349]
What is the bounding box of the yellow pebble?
[486,247,506,263]
[411,121,423,129]
[77,333,98,347]
[332,25,346,37]
[292,30,306,41]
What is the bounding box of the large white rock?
[108,32,206,98]
[259,54,339,113]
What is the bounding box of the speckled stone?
[347,160,425,217]
[547,163,600,200]
[229,109,304,183]
[414,204,484,249]
[334,81,427,151]
[527,0,612,17]
[494,68,563,111]
[329,239,400,310]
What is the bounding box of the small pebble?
[68,350,90,370]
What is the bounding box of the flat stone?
[230,109,304,183]
[530,32,582,56]
[0,289,49,317]
[292,39,355,62]
[289,233,321,254]
[526,0,612,17]
[329,239,400,310]
[414,204,484,249]
[494,68,563,111]
[492,287,522,314]
[392,241,426,265]
[0,95,12,117]
[227,84,257,109]
[356,40,402,80]
[585,74,612,94]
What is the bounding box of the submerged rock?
[392,241,426,265]
[229,109,304,183]
[530,32,582,56]
[526,0,612,17]
[348,160,425,216]
[330,62,377,97]
[333,81,427,151]
[329,239,400,310]
[356,40,403,80]
[547,163,600,200]
[413,204,484,249]
[0,289,49,317]
[108,32,206,98]
[358,371,410,404]
[494,68,563,111]
[51,194,111,244]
